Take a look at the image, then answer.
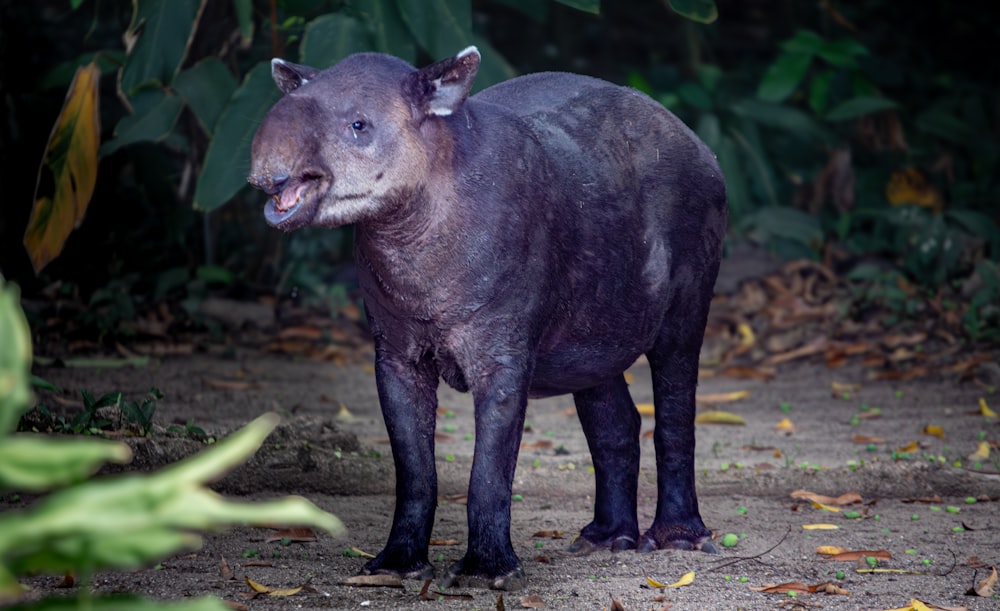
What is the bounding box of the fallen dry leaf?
[521,440,554,450]
[520,594,545,608]
[802,523,840,530]
[749,581,811,594]
[429,538,461,546]
[921,425,945,439]
[896,440,920,453]
[775,417,795,432]
[265,527,316,543]
[697,389,751,403]
[340,574,404,588]
[719,365,775,381]
[816,545,847,556]
[244,576,303,597]
[831,380,862,395]
[791,489,863,506]
[220,554,233,580]
[852,434,886,443]
[979,397,997,419]
[418,579,473,601]
[636,403,655,416]
[968,441,990,462]
[971,566,997,597]
[826,549,892,562]
[694,410,746,425]
[531,530,565,539]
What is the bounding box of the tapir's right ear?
[271,58,320,95]
[404,46,481,119]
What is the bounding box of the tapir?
[249,46,727,590]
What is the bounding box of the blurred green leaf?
[815,38,868,68]
[0,281,32,435]
[667,0,715,23]
[119,0,205,96]
[101,90,184,157]
[196,265,235,285]
[174,58,237,135]
[946,209,1000,257]
[193,62,281,211]
[397,0,472,59]
[233,0,253,46]
[2,594,231,611]
[0,437,132,493]
[744,205,823,250]
[825,96,898,121]
[731,99,833,142]
[355,0,417,62]
[677,82,713,110]
[781,30,825,55]
[808,70,833,114]
[713,135,749,218]
[916,106,975,144]
[301,13,374,68]
[757,52,812,102]
[555,0,600,14]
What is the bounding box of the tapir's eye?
[351,120,367,132]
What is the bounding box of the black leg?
[361,351,441,579]
[567,375,640,554]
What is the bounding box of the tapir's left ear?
[272,58,320,95]
[404,46,481,118]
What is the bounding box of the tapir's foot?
[637,522,717,554]
[360,550,435,581]
[439,554,526,591]
[567,533,637,555]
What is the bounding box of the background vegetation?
[0,0,997,343]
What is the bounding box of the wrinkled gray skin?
[249,47,727,591]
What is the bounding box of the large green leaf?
[0,280,32,436]
[731,99,833,143]
[825,96,898,121]
[174,58,237,134]
[667,0,715,23]
[300,13,374,68]
[744,205,823,249]
[100,89,184,157]
[555,0,600,14]
[756,52,812,102]
[119,0,205,96]
[24,63,101,274]
[355,0,417,62]
[396,0,472,59]
[232,0,253,46]
[815,38,868,68]
[193,62,281,212]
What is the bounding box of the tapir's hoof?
[568,534,637,555]
[439,562,527,591]
[636,525,716,554]
[360,558,435,581]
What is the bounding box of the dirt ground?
[9,251,1000,610]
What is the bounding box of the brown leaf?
[203,378,265,391]
[520,594,545,608]
[975,566,997,598]
[220,554,233,580]
[418,579,474,600]
[429,538,462,546]
[531,530,565,539]
[265,527,316,543]
[790,489,863,506]
[608,596,626,611]
[222,601,250,611]
[826,549,892,562]
[851,434,886,444]
[55,572,75,588]
[749,582,811,594]
[812,581,850,595]
[697,390,751,403]
[240,560,273,567]
[763,335,828,366]
[718,365,775,381]
[341,574,404,588]
[521,439,554,450]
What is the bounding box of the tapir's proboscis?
[249,46,727,591]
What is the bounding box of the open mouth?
[261,174,323,228]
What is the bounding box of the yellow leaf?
[775,417,795,432]
[245,577,269,593]
[245,576,303,597]
[665,571,695,588]
[886,168,943,211]
[816,545,846,556]
[623,372,635,384]
[974,566,997,597]
[636,403,655,416]
[909,600,934,611]
[896,440,919,453]
[969,440,990,461]
[24,62,101,274]
[802,524,839,530]
[697,389,751,403]
[694,410,746,425]
[645,575,667,588]
[810,500,840,512]
[737,323,755,348]
[831,380,862,394]
[921,425,944,439]
[981,397,997,419]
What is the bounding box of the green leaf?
[233,0,253,45]
[300,13,374,68]
[0,281,33,435]
[193,62,281,211]
[396,0,472,59]
[825,96,898,121]
[757,52,812,102]
[101,89,184,156]
[816,38,868,68]
[677,82,713,110]
[556,0,600,14]
[713,135,749,219]
[808,70,833,115]
[491,0,550,21]
[781,30,825,55]
[119,0,205,96]
[915,107,975,144]
[731,99,833,143]
[174,58,237,134]
[946,209,1000,257]
[355,0,418,62]
[744,206,823,249]
[667,0,716,23]
[0,594,232,611]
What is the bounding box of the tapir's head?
[248,47,481,230]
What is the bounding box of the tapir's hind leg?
[567,375,641,554]
[638,292,717,554]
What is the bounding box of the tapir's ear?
[271,58,319,95]
[404,46,481,118]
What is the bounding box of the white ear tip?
[457,46,480,60]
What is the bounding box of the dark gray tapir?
[249,46,727,590]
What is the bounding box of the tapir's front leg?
[361,348,440,580]
[441,360,531,591]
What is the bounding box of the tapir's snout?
[247,173,289,195]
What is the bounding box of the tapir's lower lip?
[262,176,323,228]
